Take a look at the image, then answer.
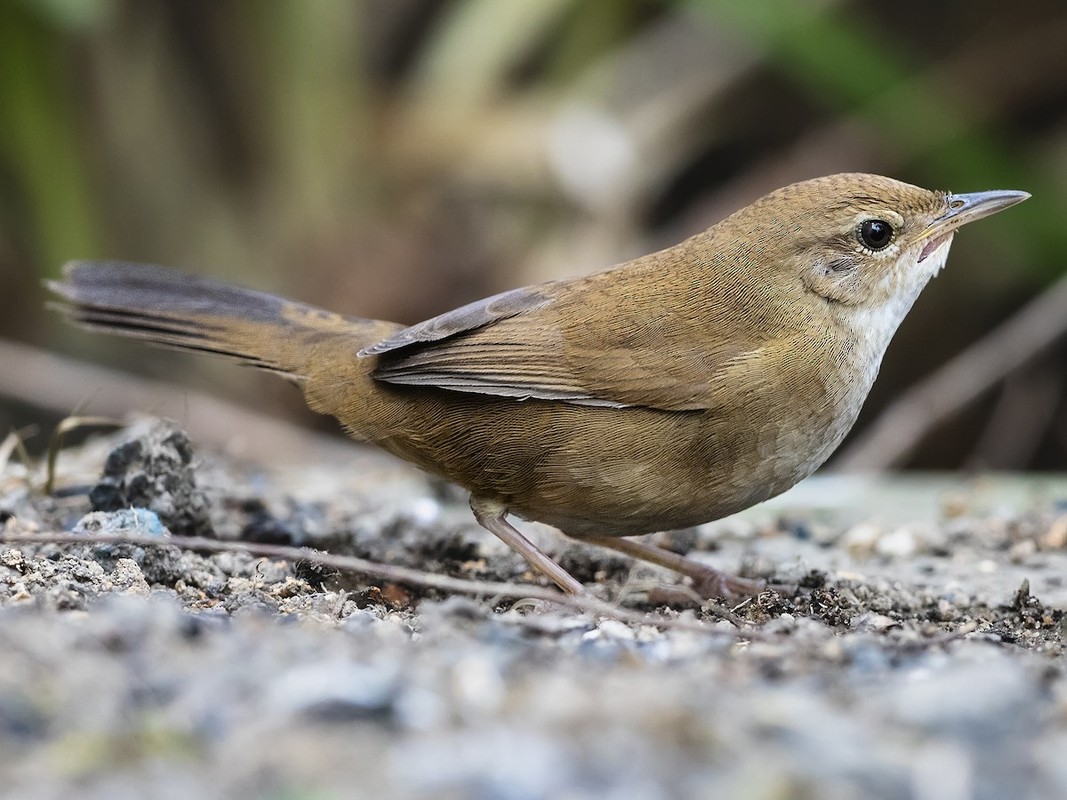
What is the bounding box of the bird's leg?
[578,534,786,600]
[470,495,587,596]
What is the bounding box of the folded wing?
[363,270,766,412]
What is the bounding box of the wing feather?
[358,286,554,356]
[362,260,768,411]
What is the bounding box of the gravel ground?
[1,419,1066,800]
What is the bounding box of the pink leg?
[470,495,587,596]
[579,534,784,599]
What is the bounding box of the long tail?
[48,261,398,383]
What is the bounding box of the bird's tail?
[48,261,398,383]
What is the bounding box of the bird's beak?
[917,189,1030,262]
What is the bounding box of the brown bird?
[49,174,1028,597]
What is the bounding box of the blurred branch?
[965,364,1064,470]
[834,272,1067,471]
[0,337,384,468]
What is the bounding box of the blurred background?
[1,0,1065,472]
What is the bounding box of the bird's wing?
[358,285,555,356]
[362,274,764,412]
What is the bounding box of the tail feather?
[51,261,289,322]
[48,261,388,380]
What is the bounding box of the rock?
[89,421,213,537]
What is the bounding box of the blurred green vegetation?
[1,0,1065,469]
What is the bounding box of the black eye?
[858,219,893,250]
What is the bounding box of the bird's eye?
[858,219,894,251]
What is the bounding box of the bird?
[48,173,1029,598]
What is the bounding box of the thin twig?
[0,530,753,637]
[45,416,124,494]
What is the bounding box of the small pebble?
[73,508,169,537]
